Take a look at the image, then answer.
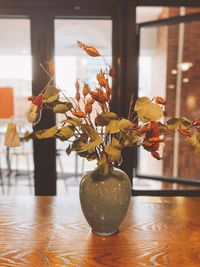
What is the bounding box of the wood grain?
[0,188,200,266]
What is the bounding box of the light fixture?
[171,69,177,75]
[167,84,175,89]
[183,78,189,83]
[178,62,193,72]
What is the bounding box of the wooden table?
[0,188,200,267]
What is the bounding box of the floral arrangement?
[4,41,200,177]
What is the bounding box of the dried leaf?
[137,103,163,122]
[193,119,200,127]
[97,154,109,176]
[66,145,73,155]
[134,97,150,111]
[35,126,58,139]
[43,94,59,103]
[77,41,101,57]
[155,96,165,105]
[95,112,118,126]
[79,138,103,152]
[105,120,120,134]
[65,117,82,126]
[59,126,74,139]
[119,119,133,132]
[166,118,180,130]
[112,137,122,149]
[44,86,60,99]
[53,103,73,113]
[151,151,162,160]
[104,145,121,162]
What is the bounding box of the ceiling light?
[183,78,189,83]
[171,69,177,75]
[178,62,193,72]
[167,84,175,89]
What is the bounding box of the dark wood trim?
[0,0,120,9]
[138,12,200,28]
[136,0,200,7]
[132,189,200,197]
[136,175,200,186]
[31,14,56,196]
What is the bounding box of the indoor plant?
[5,41,200,236]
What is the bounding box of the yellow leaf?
[97,153,109,176]
[134,97,150,111]
[79,138,103,152]
[119,119,133,132]
[137,103,163,122]
[65,117,82,126]
[105,120,120,134]
[95,112,118,126]
[112,137,121,149]
[35,126,58,139]
[104,145,121,162]
[59,126,74,139]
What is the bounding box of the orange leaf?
[148,137,165,143]
[155,96,165,105]
[85,101,93,114]
[151,151,162,160]
[192,119,200,127]
[72,111,85,118]
[83,84,90,97]
[77,41,101,57]
[75,79,80,91]
[178,128,192,137]
[75,92,80,102]
[96,71,107,87]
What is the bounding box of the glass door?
[137,7,200,184]
[0,18,33,192]
[54,19,112,188]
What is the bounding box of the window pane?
[0,19,33,174]
[137,7,200,24]
[54,19,112,183]
[138,17,200,181]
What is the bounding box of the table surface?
[0,188,200,267]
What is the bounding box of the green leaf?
[53,103,73,113]
[104,145,121,162]
[134,97,150,111]
[44,86,60,99]
[59,126,74,139]
[119,119,133,132]
[35,126,58,139]
[137,103,163,122]
[105,120,120,134]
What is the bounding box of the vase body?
[79,168,131,236]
